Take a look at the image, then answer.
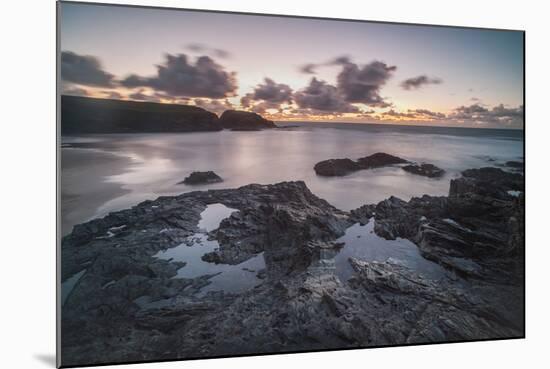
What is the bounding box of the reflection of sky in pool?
[156,204,449,296]
[155,204,265,294]
[333,221,448,282]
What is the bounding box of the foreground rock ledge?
[61,170,524,366]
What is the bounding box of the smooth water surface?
[61,123,523,235]
[154,204,265,295]
[333,221,448,281]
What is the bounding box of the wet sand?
[61,147,132,235]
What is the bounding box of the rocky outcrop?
[402,163,445,178]
[449,167,524,200]
[61,95,222,134]
[314,153,409,177]
[356,152,409,169]
[219,110,276,130]
[179,171,223,185]
[61,181,350,366]
[354,167,524,281]
[61,170,524,366]
[313,159,360,177]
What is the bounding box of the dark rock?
[180,171,223,185]
[61,181,351,366]
[60,169,524,366]
[61,95,221,134]
[402,163,445,178]
[314,158,360,176]
[356,167,524,281]
[450,167,524,200]
[219,110,276,130]
[314,152,408,177]
[505,161,523,168]
[356,152,409,169]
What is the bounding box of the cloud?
[121,53,238,99]
[128,89,161,103]
[103,90,122,99]
[241,78,293,108]
[213,48,231,59]
[449,103,524,127]
[333,57,396,106]
[400,75,442,90]
[374,108,447,122]
[185,43,205,52]
[294,77,359,114]
[299,63,317,74]
[185,43,231,58]
[62,85,89,96]
[452,103,489,117]
[411,108,446,120]
[61,51,115,87]
[194,98,233,114]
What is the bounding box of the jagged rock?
[219,110,276,130]
[61,181,351,366]
[355,167,524,281]
[180,171,223,185]
[402,163,445,178]
[450,167,524,200]
[60,169,524,366]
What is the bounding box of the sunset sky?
[59,2,524,128]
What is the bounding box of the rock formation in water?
[313,158,361,177]
[60,168,524,366]
[219,110,277,130]
[179,171,223,185]
[402,163,445,178]
[314,152,409,177]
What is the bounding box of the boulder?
[313,158,360,176]
[180,171,223,185]
[356,152,409,169]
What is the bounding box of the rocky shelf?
[61,168,524,366]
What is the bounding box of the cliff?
[61,96,278,134]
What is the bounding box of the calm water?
[61,123,523,235]
[333,222,448,281]
[154,204,266,295]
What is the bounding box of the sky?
[59,2,524,128]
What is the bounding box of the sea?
[61,122,523,236]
